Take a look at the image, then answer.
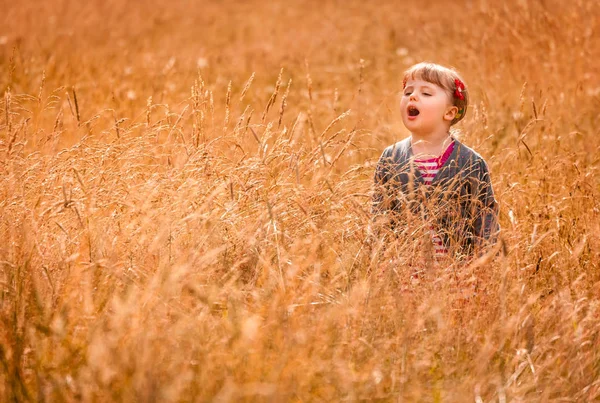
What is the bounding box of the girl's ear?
[444,105,458,122]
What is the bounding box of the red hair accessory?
[454,79,465,100]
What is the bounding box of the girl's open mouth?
[408,105,420,117]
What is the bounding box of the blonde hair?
[402,62,469,125]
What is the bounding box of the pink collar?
[414,140,455,168]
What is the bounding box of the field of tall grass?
[1,0,599,401]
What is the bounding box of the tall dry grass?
[1,0,599,401]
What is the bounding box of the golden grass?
[1,0,599,400]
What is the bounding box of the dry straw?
[0,0,599,401]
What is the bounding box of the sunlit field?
[1,0,599,401]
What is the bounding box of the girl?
[372,62,499,260]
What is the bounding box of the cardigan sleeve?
[471,158,500,247]
[372,146,396,218]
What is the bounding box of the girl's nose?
[409,93,417,101]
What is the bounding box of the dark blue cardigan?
[372,137,499,254]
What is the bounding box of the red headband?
[454,79,465,100]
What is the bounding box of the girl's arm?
[372,147,396,217]
[472,158,500,248]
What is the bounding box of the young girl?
[372,62,499,260]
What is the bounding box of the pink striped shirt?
[414,141,455,256]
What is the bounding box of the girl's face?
[400,78,457,135]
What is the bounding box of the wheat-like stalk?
[0,0,598,401]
